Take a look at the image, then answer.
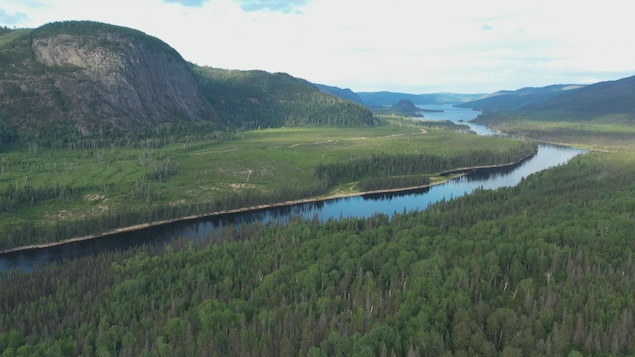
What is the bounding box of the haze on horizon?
[1,0,634,94]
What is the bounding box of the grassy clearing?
[0,124,531,247]
[477,113,635,151]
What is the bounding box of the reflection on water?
[0,105,587,272]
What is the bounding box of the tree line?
[314,142,536,188]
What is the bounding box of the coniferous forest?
[1,150,634,356]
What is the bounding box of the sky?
[1,0,634,94]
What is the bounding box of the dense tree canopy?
[193,67,378,128]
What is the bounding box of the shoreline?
[0,180,454,255]
[0,155,534,256]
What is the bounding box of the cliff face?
[0,22,219,137]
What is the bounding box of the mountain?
[390,99,422,115]
[356,91,485,107]
[0,21,220,142]
[312,83,364,105]
[456,84,585,111]
[0,21,375,145]
[519,75,635,118]
[194,68,377,128]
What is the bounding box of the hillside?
[463,75,635,120]
[0,21,220,144]
[390,99,423,115]
[370,99,425,117]
[457,84,585,111]
[520,75,635,119]
[312,83,364,105]
[0,21,376,146]
[471,75,635,150]
[194,68,377,128]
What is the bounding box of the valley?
[1,20,635,357]
[0,120,534,252]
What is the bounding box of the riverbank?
[439,151,536,176]
[0,153,541,255]
[0,179,454,255]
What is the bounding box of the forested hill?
[456,84,585,111]
[520,75,635,119]
[193,68,377,129]
[461,75,635,120]
[0,21,375,146]
[312,83,364,105]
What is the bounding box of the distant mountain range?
[354,91,485,107]
[520,76,635,118]
[457,76,635,120]
[455,84,586,111]
[311,85,486,109]
[312,84,364,105]
[369,99,426,117]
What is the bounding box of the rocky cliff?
[0,21,220,139]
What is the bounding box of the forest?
[1,144,635,356]
[192,67,379,128]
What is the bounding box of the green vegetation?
[0,27,30,47]
[469,74,635,151]
[0,121,534,251]
[193,66,378,128]
[456,84,586,112]
[372,99,424,117]
[475,112,635,151]
[2,149,635,356]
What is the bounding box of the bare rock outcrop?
[0,21,220,138]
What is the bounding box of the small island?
[373,99,444,117]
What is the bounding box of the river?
[0,105,586,272]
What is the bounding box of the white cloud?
[163,0,208,7]
[1,0,634,93]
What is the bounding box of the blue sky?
[1,0,634,93]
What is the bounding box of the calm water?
[0,106,586,272]
[416,104,494,136]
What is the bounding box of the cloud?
[0,9,28,25]
[236,0,309,13]
[163,0,209,7]
[161,0,309,12]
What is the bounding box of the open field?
[475,113,635,151]
[0,122,534,249]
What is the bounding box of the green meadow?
[476,113,635,151]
